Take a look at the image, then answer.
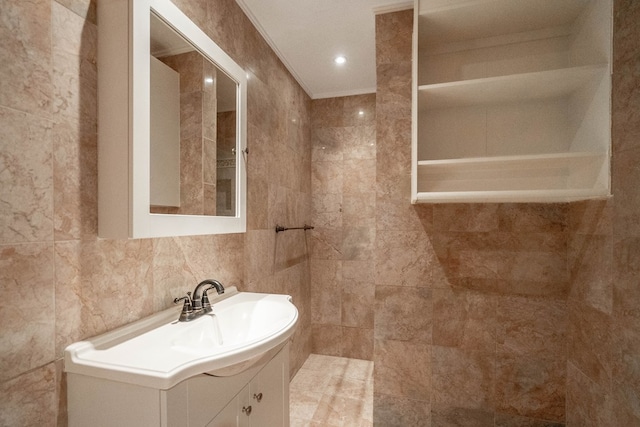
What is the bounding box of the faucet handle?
[174,292,195,321]
[173,291,192,305]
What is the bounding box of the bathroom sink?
[171,296,297,352]
[64,287,298,389]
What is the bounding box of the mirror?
[97,0,247,238]
[149,13,238,217]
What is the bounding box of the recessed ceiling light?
[334,56,347,65]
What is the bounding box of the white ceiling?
[235,0,413,99]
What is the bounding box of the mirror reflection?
[149,12,237,217]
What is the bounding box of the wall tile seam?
[611,141,640,154]
[323,326,376,336]
[0,241,56,249]
[494,413,568,426]
[373,391,430,404]
[0,357,61,385]
[373,282,432,289]
[0,104,56,124]
[568,229,614,237]
[566,294,613,315]
[426,286,571,300]
[565,352,612,389]
[373,334,433,344]
[566,359,613,393]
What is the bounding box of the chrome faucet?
[173,279,225,322]
[192,279,225,310]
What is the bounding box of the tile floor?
[290,354,373,427]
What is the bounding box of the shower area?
[298,4,638,426]
[305,88,572,426]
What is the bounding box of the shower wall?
[566,0,640,424]
[373,10,569,425]
[370,3,640,425]
[309,93,377,360]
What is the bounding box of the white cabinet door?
[249,350,287,427]
[197,344,290,427]
[206,390,241,427]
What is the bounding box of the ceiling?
[235,0,413,99]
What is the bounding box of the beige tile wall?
[371,4,640,426]
[309,94,377,360]
[566,1,640,425]
[0,0,312,425]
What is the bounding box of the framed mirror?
[98,0,247,238]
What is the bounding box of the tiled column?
[609,0,640,423]
[374,9,433,425]
[565,0,640,425]
[310,94,377,360]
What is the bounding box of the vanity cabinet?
[411,0,612,203]
[67,344,290,427]
[207,347,288,427]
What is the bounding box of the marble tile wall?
[0,0,312,425]
[566,200,614,426]
[609,0,640,421]
[566,1,640,425]
[310,94,377,360]
[373,9,570,426]
[372,3,640,426]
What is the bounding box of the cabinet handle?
[242,405,252,416]
[253,392,263,403]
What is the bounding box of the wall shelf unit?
[411,0,612,204]
[418,65,607,110]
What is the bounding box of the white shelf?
[411,0,611,204]
[418,0,590,46]
[413,188,610,204]
[418,65,607,110]
[416,152,609,202]
[418,151,603,166]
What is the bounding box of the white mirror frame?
[98,0,247,238]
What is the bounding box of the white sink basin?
[64,288,298,389]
